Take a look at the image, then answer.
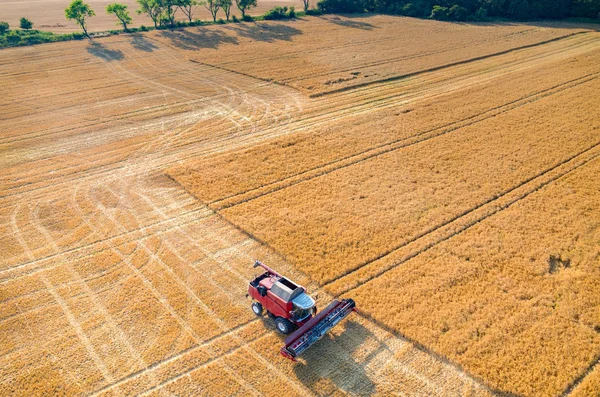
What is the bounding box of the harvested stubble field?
[1,13,599,397]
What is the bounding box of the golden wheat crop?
[351,156,600,396]
[211,73,600,284]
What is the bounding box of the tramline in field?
[247,261,356,360]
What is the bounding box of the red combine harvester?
[248,260,356,361]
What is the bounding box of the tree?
[0,21,9,34]
[430,5,450,20]
[20,18,33,30]
[137,0,163,28]
[178,0,199,22]
[570,0,600,18]
[160,0,178,27]
[448,4,468,20]
[106,3,132,30]
[65,0,95,38]
[220,0,233,20]
[303,0,310,12]
[204,0,221,22]
[508,0,530,19]
[235,0,257,17]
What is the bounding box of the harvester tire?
[252,302,263,316]
[275,317,294,334]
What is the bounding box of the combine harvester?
[247,261,356,361]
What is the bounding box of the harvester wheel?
[252,302,263,316]
[275,317,294,334]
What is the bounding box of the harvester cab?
[248,260,356,361]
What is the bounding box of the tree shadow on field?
[130,34,158,52]
[159,28,238,50]
[325,15,377,30]
[87,42,124,61]
[222,22,303,43]
[292,321,380,395]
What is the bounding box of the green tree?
[106,3,132,30]
[65,0,95,38]
[161,0,178,27]
[137,0,163,27]
[508,0,530,19]
[204,0,221,22]
[6,31,20,44]
[430,5,450,20]
[570,0,600,18]
[178,0,199,22]
[0,21,9,34]
[235,0,257,17]
[20,18,33,30]
[448,4,468,20]
[220,0,233,20]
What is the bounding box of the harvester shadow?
[159,28,238,50]
[291,320,379,396]
[86,42,124,61]
[130,34,158,52]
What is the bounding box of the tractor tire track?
[328,140,600,296]
[210,72,599,211]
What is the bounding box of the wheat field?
[2,14,599,397]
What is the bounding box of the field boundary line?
[185,206,506,397]
[329,140,600,296]
[277,28,560,85]
[189,59,301,92]
[562,356,600,396]
[308,32,588,98]
[209,72,599,211]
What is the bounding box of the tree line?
[316,0,600,21]
[63,0,261,37]
[1,0,308,47]
[1,0,597,48]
